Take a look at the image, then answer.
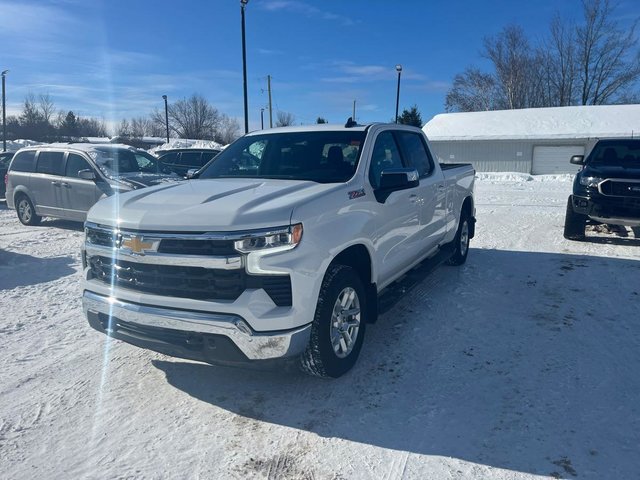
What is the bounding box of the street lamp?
[240,0,249,134]
[395,64,402,124]
[2,70,8,152]
[260,108,264,130]
[162,94,169,144]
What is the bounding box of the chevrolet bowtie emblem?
[120,236,155,255]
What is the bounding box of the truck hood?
[87,178,343,231]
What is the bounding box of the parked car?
[1,151,15,199]
[564,138,640,240]
[6,143,181,225]
[155,148,221,177]
[82,121,476,378]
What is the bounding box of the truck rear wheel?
[563,196,586,241]
[300,264,366,378]
[446,212,471,266]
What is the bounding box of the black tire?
[15,194,41,226]
[563,196,586,241]
[446,211,471,266]
[300,265,367,378]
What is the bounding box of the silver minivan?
[6,143,181,225]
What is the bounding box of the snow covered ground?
[1,174,639,479]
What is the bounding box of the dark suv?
[1,151,15,198]
[564,138,640,240]
[155,148,221,177]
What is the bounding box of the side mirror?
[570,155,585,165]
[78,169,97,180]
[186,168,198,179]
[375,168,419,203]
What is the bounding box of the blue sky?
[1,0,637,133]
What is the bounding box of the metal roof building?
[423,105,640,174]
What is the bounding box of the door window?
[395,131,434,177]
[65,153,92,178]
[178,151,202,167]
[36,151,65,175]
[369,131,404,189]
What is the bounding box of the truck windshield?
[198,131,366,183]
[588,140,640,167]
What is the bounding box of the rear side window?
[159,152,178,164]
[65,153,92,178]
[36,151,65,175]
[178,151,202,166]
[9,151,36,172]
[395,131,434,177]
[201,151,219,164]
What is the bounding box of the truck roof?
[245,123,376,136]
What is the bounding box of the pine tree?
[398,105,423,127]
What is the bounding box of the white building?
[423,105,640,174]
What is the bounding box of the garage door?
[532,146,584,175]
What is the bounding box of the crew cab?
[82,122,476,377]
[564,138,640,240]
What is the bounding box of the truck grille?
[157,239,237,256]
[88,256,292,306]
[600,180,640,198]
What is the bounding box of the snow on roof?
[423,104,640,141]
[151,138,226,153]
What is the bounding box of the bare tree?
[215,114,241,144]
[38,93,56,124]
[117,119,132,137]
[576,0,640,105]
[167,94,220,139]
[483,25,539,109]
[130,116,154,138]
[543,13,578,106]
[445,67,501,112]
[275,111,295,127]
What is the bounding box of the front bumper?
[571,194,640,226]
[83,290,311,365]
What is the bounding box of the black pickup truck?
[564,138,640,240]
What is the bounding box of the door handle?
[437,184,445,190]
[61,182,71,188]
[51,181,60,186]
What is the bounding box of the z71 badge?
[348,189,366,199]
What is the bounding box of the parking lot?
[1,173,639,479]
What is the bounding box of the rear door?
[32,150,65,216]
[61,153,103,221]
[395,130,447,252]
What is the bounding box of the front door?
[368,131,421,285]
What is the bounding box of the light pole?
[240,0,249,134]
[260,108,264,130]
[2,70,8,152]
[395,64,402,124]
[162,94,169,144]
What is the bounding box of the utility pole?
[352,100,356,122]
[260,108,264,129]
[240,0,249,134]
[267,74,273,128]
[1,70,8,152]
[162,95,169,144]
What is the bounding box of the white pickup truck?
[82,122,475,377]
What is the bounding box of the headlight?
[234,223,303,253]
[579,176,604,187]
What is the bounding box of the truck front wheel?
[563,197,586,241]
[300,265,366,378]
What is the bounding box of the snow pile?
[151,138,226,153]
[476,172,574,183]
[3,139,45,152]
[424,104,640,141]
